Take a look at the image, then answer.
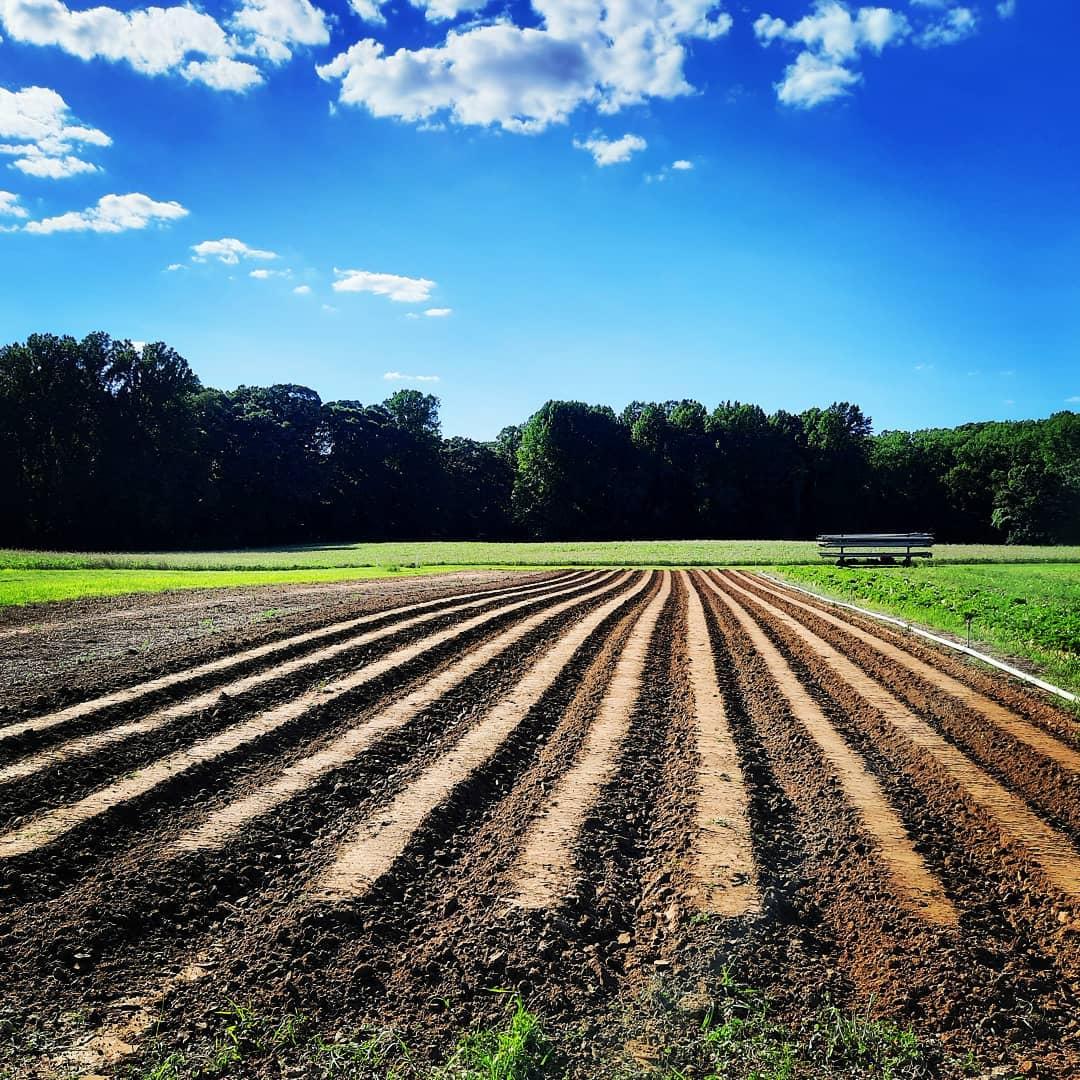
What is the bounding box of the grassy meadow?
[3,539,1080,573]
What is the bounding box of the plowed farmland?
[1,570,1078,1078]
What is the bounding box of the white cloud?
[919,7,977,47]
[573,132,646,166]
[231,0,330,63]
[24,192,188,234]
[756,1,977,107]
[249,267,290,278]
[996,0,1015,17]
[333,268,436,303]
[755,3,908,62]
[318,0,734,133]
[192,237,279,264]
[165,262,187,271]
[0,0,330,92]
[347,0,385,23]
[383,371,441,382]
[775,50,861,107]
[321,303,338,312]
[407,0,489,23]
[293,284,312,294]
[424,307,452,317]
[646,157,695,181]
[181,57,264,91]
[0,85,110,179]
[0,190,28,218]
[0,0,261,90]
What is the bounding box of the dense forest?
[1,332,1078,549]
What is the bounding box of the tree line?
[1,332,1077,549]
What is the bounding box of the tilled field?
[1,570,1078,1078]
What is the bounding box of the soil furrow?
[4,568,1079,1080]
[0,572,586,756]
[311,572,656,901]
[732,571,1080,839]
[0,577,646,1042]
[511,571,673,909]
[700,572,956,926]
[0,574,606,831]
[748,572,1080,746]
[718,572,1080,907]
[712,574,1080,1064]
[0,574,607,860]
[174,571,632,854]
[23,574,662,1071]
[736,571,1080,776]
[0,572,596,787]
[682,574,759,916]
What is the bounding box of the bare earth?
[0,569,1078,1077]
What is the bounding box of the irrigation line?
[759,573,1078,706]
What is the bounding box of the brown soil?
[1,569,1078,1078]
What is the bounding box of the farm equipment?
[817,532,934,566]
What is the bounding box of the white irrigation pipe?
[759,572,1078,706]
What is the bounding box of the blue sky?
[0,0,1076,439]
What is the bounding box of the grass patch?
[2,540,1079,574]
[773,563,1080,699]
[129,996,549,1080]
[0,565,501,607]
[1,541,1077,606]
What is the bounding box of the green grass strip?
[772,563,1080,700]
[2,540,1080,573]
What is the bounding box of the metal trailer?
[816,532,935,566]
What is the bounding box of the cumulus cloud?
[249,267,290,278]
[0,0,329,92]
[573,132,646,165]
[424,307,452,317]
[756,1,974,107]
[919,7,977,47]
[0,190,27,217]
[192,237,279,264]
[165,262,187,271]
[24,191,188,234]
[0,86,110,179]
[775,50,861,106]
[755,2,906,107]
[318,0,734,133]
[333,268,436,303]
[755,3,908,61]
[671,158,693,170]
[407,0,489,23]
[293,284,312,294]
[996,0,1015,16]
[383,371,441,382]
[231,0,330,62]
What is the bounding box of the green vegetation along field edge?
[30,979,988,1080]
[3,540,1080,572]
[0,565,511,607]
[773,563,1080,700]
